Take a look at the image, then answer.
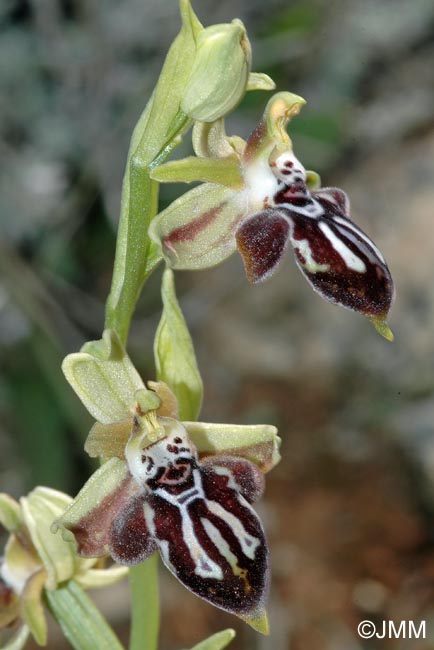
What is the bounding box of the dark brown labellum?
[108,433,269,619]
[286,190,394,319]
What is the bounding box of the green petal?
[184,422,280,472]
[62,330,144,424]
[191,629,236,650]
[154,270,203,421]
[192,119,239,159]
[149,183,247,270]
[84,419,131,459]
[0,494,21,533]
[21,488,77,590]
[150,155,243,189]
[52,458,139,558]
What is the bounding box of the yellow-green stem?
[129,553,160,650]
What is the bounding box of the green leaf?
[154,269,203,420]
[62,330,144,424]
[151,155,243,189]
[45,580,124,650]
[191,629,236,650]
[105,0,202,343]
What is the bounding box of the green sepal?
[148,182,245,270]
[62,330,144,424]
[45,579,124,650]
[52,458,130,553]
[104,0,202,342]
[154,269,203,421]
[151,155,243,189]
[20,488,77,590]
[191,629,236,650]
[0,494,21,532]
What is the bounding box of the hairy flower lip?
[54,417,273,632]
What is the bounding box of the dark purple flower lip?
[236,179,394,339]
[59,427,270,630]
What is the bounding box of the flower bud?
[181,19,251,122]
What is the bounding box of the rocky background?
[1,0,434,648]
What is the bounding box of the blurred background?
[1,0,434,648]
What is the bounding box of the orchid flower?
[149,92,394,340]
[0,488,127,649]
[53,330,280,634]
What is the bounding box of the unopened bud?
[181,19,251,122]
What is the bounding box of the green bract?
[154,269,203,421]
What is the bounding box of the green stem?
[128,553,160,650]
[45,579,124,650]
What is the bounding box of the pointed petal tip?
[242,609,269,635]
[368,316,394,342]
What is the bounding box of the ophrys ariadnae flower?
[53,330,280,633]
[0,489,126,649]
[149,92,395,340]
